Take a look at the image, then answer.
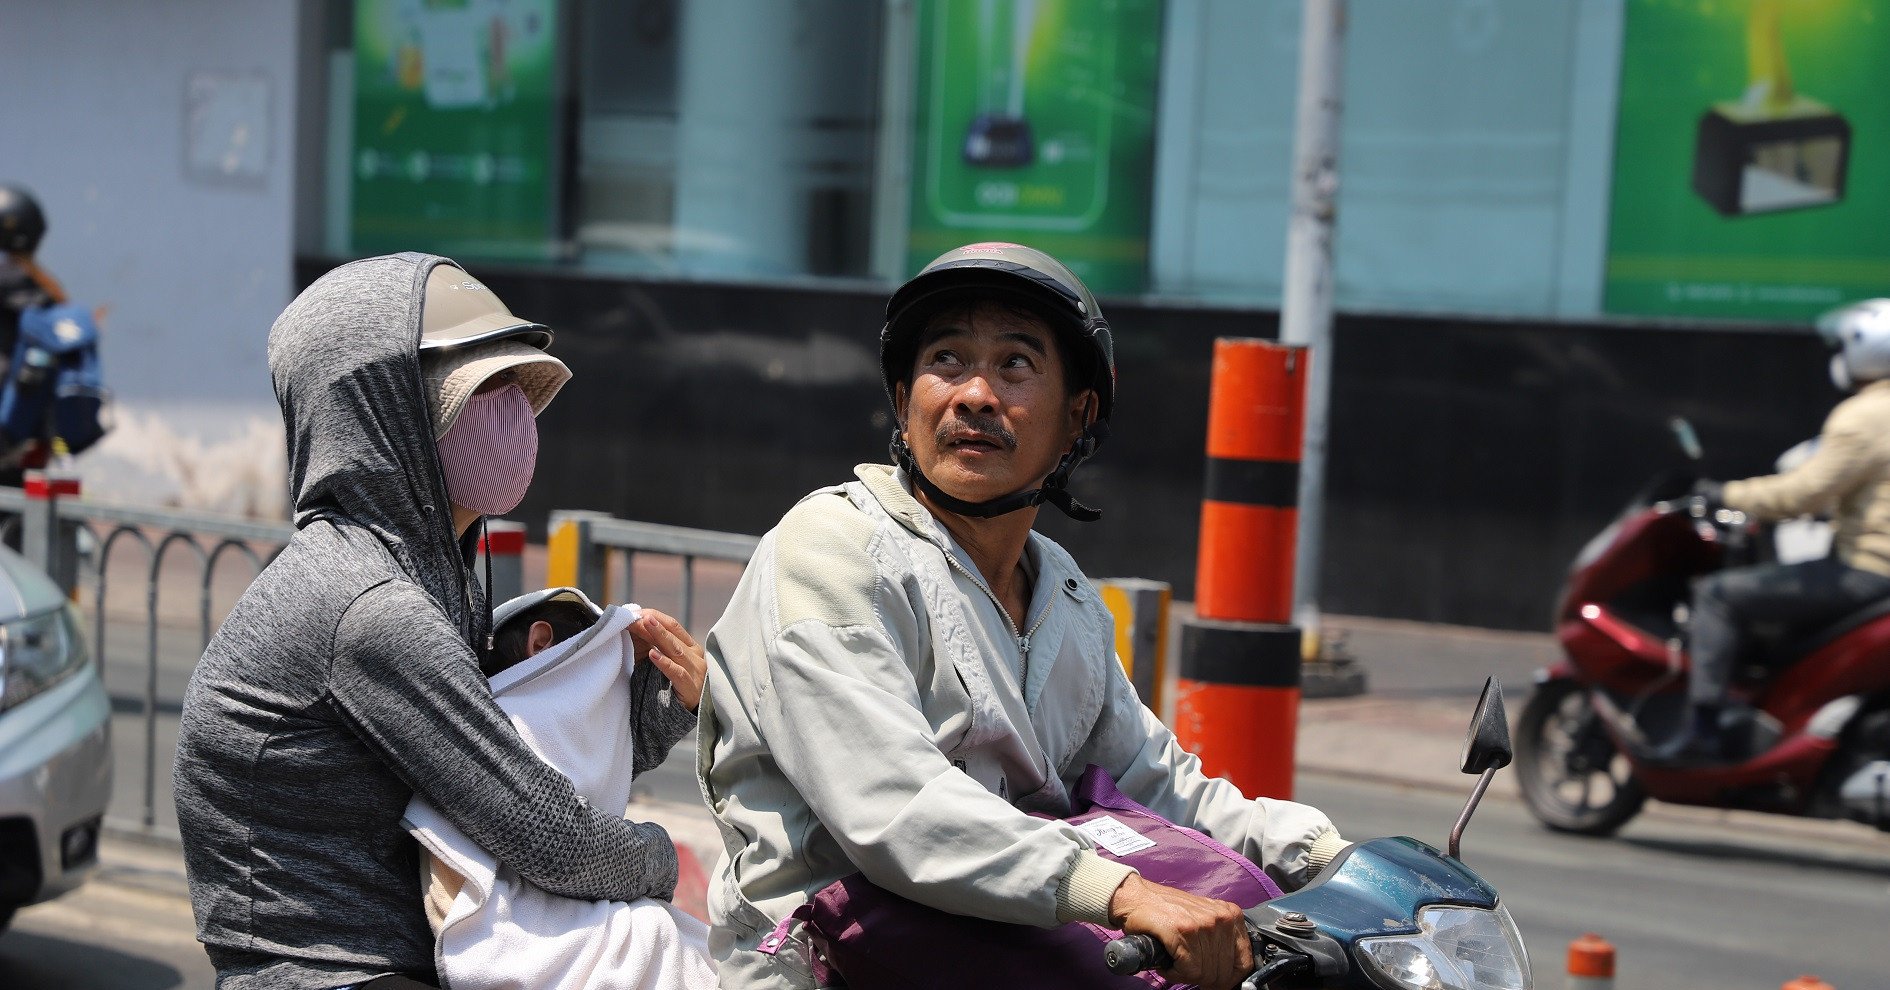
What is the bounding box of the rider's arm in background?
[1723,397,1883,521]
[331,580,679,904]
[1070,655,1346,892]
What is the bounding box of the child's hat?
[492,586,604,636]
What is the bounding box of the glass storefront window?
[315,0,883,281]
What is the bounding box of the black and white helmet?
[1818,299,1890,391]
[879,242,1116,521]
[0,185,47,256]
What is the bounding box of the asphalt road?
[8,762,1884,990]
[0,839,212,989]
[1302,775,1890,990]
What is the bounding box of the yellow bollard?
[545,518,581,589]
[1098,578,1171,714]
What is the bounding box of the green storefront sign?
[907,0,1163,293]
[1605,0,1890,321]
[351,0,560,261]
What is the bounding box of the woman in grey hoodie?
[174,253,693,989]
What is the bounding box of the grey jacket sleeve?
[630,652,697,779]
[1070,650,1343,891]
[329,581,679,903]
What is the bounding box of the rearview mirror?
[1668,416,1704,461]
[1459,677,1513,775]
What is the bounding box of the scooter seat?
[1759,593,1890,667]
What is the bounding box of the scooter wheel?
[1516,679,1646,835]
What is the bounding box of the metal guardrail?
[546,511,760,630]
[0,478,301,837]
[0,482,767,841]
[56,496,296,835]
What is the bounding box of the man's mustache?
[936,415,1018,451]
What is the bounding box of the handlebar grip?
[1103,934,1174,975]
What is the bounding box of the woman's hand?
[631,609,707,713]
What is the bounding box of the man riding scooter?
[1667,298,1890,763]
[697,243,1346,990]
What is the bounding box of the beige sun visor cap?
[419,263,553,351]
[417,265,571,438]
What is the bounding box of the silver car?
[0,542,110,930]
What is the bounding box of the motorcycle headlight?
[0,606,87,713]
[1357,904,1532,990]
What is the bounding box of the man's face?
[895,301,1093,507]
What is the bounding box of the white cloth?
[405,604,717,990]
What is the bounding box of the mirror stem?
[1449,767,1497,860]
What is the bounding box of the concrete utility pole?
[1279,0,1347,651]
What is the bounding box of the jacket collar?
[853,463,939,544]
[851,463,1091,606]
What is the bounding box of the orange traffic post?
[1781,977,1835,990]
[1566,933,1614,990]
[1175,339,1308,800]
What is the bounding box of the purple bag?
[759,765,1282,989]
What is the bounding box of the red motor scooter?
[1516,427,1890,836]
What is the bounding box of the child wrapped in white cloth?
[403,588,717,990]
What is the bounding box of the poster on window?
[1604,0,1890,320]
[906,0,1163,294]
[351,0,560,261]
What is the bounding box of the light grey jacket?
[696,465,1342,988]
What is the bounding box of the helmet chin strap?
[889,421,1110,523]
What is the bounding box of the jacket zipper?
[939,549,1055,667]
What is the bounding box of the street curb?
[1296,764,1890,858]
[1301,657,1368,698]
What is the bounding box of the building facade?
[5,0,1873,627]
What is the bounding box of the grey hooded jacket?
[174,253,694,990]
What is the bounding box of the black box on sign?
[1691,103,1851,217]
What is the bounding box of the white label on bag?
[1075,816,1156,857]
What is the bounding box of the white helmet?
[1818,299,1890,391]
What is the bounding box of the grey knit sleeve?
[330,581,679,902]
[629,653,698,780]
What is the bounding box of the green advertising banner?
[352,0,560,261]
[907,0,1163,294]
[1605,0,1890,320]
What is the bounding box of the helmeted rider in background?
[0,184,108,487]
[697,242,1346,990]
[0,185,66,374]
[1670,299,1890,763]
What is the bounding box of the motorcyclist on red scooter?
[1668,299,1890,763]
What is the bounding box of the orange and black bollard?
[1175,339,1307,800]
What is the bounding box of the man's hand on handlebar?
[1108,873,1252,990]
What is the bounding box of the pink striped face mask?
[436,384,538,517]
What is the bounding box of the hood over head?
[269,252,480,633]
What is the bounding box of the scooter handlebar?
[1103,933,1173,975]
